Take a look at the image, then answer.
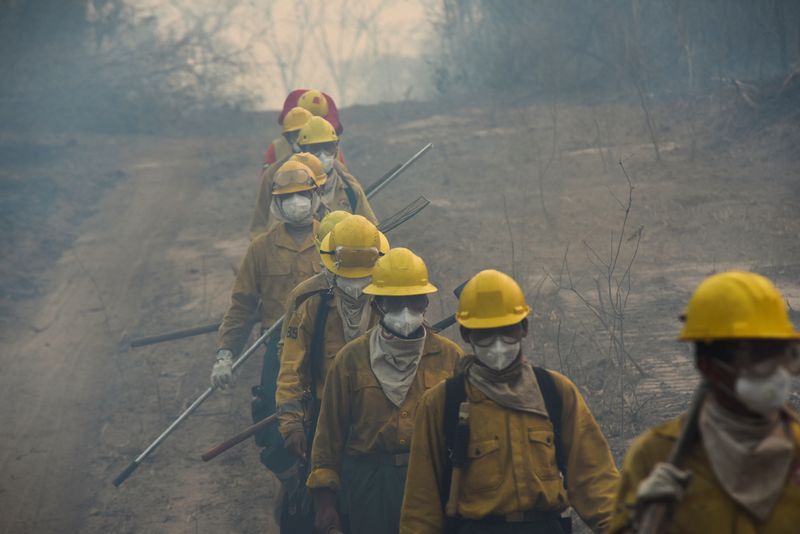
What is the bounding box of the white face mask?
[335,276,371,301]
[280,193,313,224]
[383,307,425,338]
[318,151,335,173]
[734,367,792,416]
[291,141,301,153]
[473,339,521,371]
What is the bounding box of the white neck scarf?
[699,395,794,520]
[333,288,372,342]
[369,327,426,407]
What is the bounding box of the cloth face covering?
[698,394,794,520]
[333,276,373,342]
[369,326,426,407]
[463,355,547,415]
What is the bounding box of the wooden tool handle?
[201,413,278,462]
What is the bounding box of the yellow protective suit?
[307,328,463,491]
[607,414,800,534]
[399,369,619,534]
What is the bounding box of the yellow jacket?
[307,328,463,491]
[400,369,619,534]
[218,221,320,354]
[249,161,376,240]
[275,292,378,438]
[608,414,800,534]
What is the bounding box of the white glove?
[636,462,692,503]
[211,349,234,389]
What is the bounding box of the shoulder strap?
[343,181,358,213]
[533,366,567,487]
[308,290,334,404]
[440,373,467,509]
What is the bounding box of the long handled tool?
[637,382,707,533]
[114,147,434,486]
[201,412,278,462]
[125,196,431,349]
[364,143,432,197]
[113,318,283,487]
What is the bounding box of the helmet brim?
[362,282,438,297]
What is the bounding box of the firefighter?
[264,106,313,167]
[276,214,388,450]
[265,89,346,167]
[250,117,375,239]
[308,247,463,534]
[210,160,322,391]
[248,210,351,533]
[274,214,388,530]
[608,271,800,534]
[400,269,620,534]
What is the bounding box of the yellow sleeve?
[551,372,620,534]
[217,243,260,354]
[306,348,352,492]
[276,299,314,438]
[248,167,273,241]
[399,385,447,534]
[607,430,661,534]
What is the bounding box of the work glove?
[284,430,308,461]
[313,488,341,534]
[636,462,692,503]
[211,349,234,389]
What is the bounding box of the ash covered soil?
[1,94,799,533]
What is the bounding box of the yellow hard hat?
[363,248,438,297]
[320,215,389,278]
[298,116,338,146]
[457,269,530,329]
[298,89,329,117]
[282,106,313,134]
[290,152,327,187]
[271,160,317,196]
[316,210,350,249]
[679,271,800,341]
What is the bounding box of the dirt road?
[1,96,798,533]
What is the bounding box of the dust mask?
[383,307,425,338]
[280,194,313,224]
[318,151,335,173]
[734,368,792,416]
[335,276,371,301]
[473,339,521,371]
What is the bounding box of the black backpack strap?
[308,290,334,408]
[440,373,467,509]
[343,182,358,213]
[533,366,567,487]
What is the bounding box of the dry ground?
[1,92,799,533]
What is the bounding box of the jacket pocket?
[527,429,561,481]
[464,438,502,493]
